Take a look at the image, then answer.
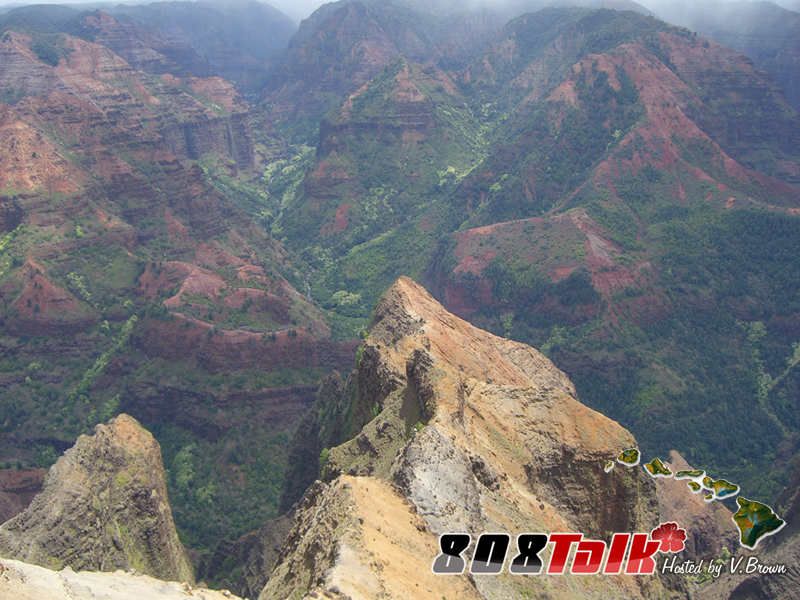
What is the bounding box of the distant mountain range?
[641,0,800,112]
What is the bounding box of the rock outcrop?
[268,277,671,599]
[260,476,483,600]
[0,415,192,583]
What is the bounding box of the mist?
[639,0,799,15]
[266,0,800,23]
[0,0,797,27]
[256,0,326,21]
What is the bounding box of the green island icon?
[732,497,786,550]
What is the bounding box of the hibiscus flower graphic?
[650,522,687,553]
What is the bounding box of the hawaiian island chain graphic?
[433,449,786,576]
[611,448,786,551]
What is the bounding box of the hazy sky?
[266,0,329,21]
[0,0,797,24]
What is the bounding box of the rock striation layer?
[0,414,192,583]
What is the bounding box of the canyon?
[1,1,800,598]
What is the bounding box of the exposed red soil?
[554,266,576,280]
[136,260,307,337]
[94,207,136,250]
[194,243,245,268]
[451,210,646,294]
[441,210,669,326]
[160,264,226,305]
[567,36,800,208]
[5,258,98,335]
[320,203,350,235]
[236,264,265,282]
[135,261,188,300]
[219,288,282,311]
[393,66,426,102]
[165,211,189,245]
[569,211,643,295]
[187,76,248,113]
[0,107,85,194]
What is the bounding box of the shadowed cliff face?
[0,414,193,583]
[0,468,45,523]
[266,277,703,599]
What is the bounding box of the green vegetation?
[152,422,290,549]
[0,87,25,105]
[484,260,600,308]
[458,57,646,229]
[67,316,137,408]
[548,210,800,502]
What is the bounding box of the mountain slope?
[0,2,296,83]
[0,26,352,552]
[258,0,504,135]
[643,0,800,113]
[423,9,800,502]
[252,6,800,505]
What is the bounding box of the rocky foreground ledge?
[0,557,240,600]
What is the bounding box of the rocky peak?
[358,277,656,538]
[0,414,193,583]
[269,277,681,598]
